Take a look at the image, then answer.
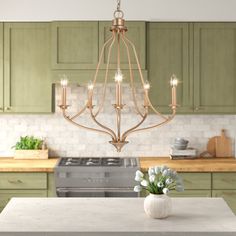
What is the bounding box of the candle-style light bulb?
[144,81,150,90]
[60,75,68,109]
[170,74,178,87]
[60,74,68,88]
[170,74,178,108]
[114,69,123,83]
[87,81,94,91]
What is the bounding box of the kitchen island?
[0,198,236,236]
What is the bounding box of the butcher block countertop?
[0,198,236,235]
[0,157,236,173]
[140,157,236,172]
[0,157,58,172]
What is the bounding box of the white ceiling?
[0,0,236,21]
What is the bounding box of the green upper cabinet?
[51,22,99,69]
[99,21,146,69]
[194,23,236,113]
[147,23,193,113]
[3,23,52,113]
[0,23,3,113]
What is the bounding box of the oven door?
[56,187,138,197]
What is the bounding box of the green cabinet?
[148,22,236,114]
[147,23,193,113]
[0,190,47,212]
[193,23,236,113]
[99,21,146,69]
[212,173,236,214]
[3,23,52,113]
[179,173,211,190]
[0,172,55,212]
[170,190,211,197]
[213,190,236,214]
[51,21,99,69]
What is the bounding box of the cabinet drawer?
[0,190,47,212]
[170,190,211,197]
[179,173,211,189]
[213,173,236,189]
[0,173,47,189]
[212,190,236,215]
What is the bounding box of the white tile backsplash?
[0,84,236,157]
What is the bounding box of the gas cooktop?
[58,157,137,167]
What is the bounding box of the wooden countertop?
[140,157,236,172]
[1,157,236,173]
[0,157,59,172]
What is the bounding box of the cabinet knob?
[5,107,12,111]
[195,107,204,111]
[8,179,22,184]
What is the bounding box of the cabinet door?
[4,23,52,113]
[179,173,211,190]
[0,173,47,190]
[194,23,236,113]
[0,190,47,212]
[0,23,3,112]
[212,190,236,215]
[99,21,146,69]
[170,190,211,197]
[147,23,193,113]
[213,173,236,190]
[52,22,98,69]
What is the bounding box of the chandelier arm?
[67,36,115,121]
[121,108,148,141]
[120,33,145,118]
[123,34,169,121]
[62,110,115,139]
[94,32,116,117]
[89,106,117,140]
[123,109,176,137]
[70,105,87,120]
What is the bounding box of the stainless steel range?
[55,157,139,197]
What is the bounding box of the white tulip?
[163,188,169,194]
[141,180,149,187]
[161,165,168,173]
[162,169,169,177]
[148,167,155,176]
[154,166,161,174]
[166,178,173,185]
[135,170,144,181]
[149,175,155,183]
[157,182,164,188]
[134,185,142,192]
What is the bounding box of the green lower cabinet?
[0,190,47,212]
[0,172,55,212]
[47,173,56,197]
[212,190,236,215]
[170,190,211,197]
[179,173,211,190]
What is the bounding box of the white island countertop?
[0,198,236,236]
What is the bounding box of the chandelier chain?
[117,0,121,11]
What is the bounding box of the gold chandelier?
[59,0,178,152]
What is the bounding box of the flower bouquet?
[134,165,184,219]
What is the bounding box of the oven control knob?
[87,178,92,182]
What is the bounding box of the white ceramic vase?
[144,194,172,219]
